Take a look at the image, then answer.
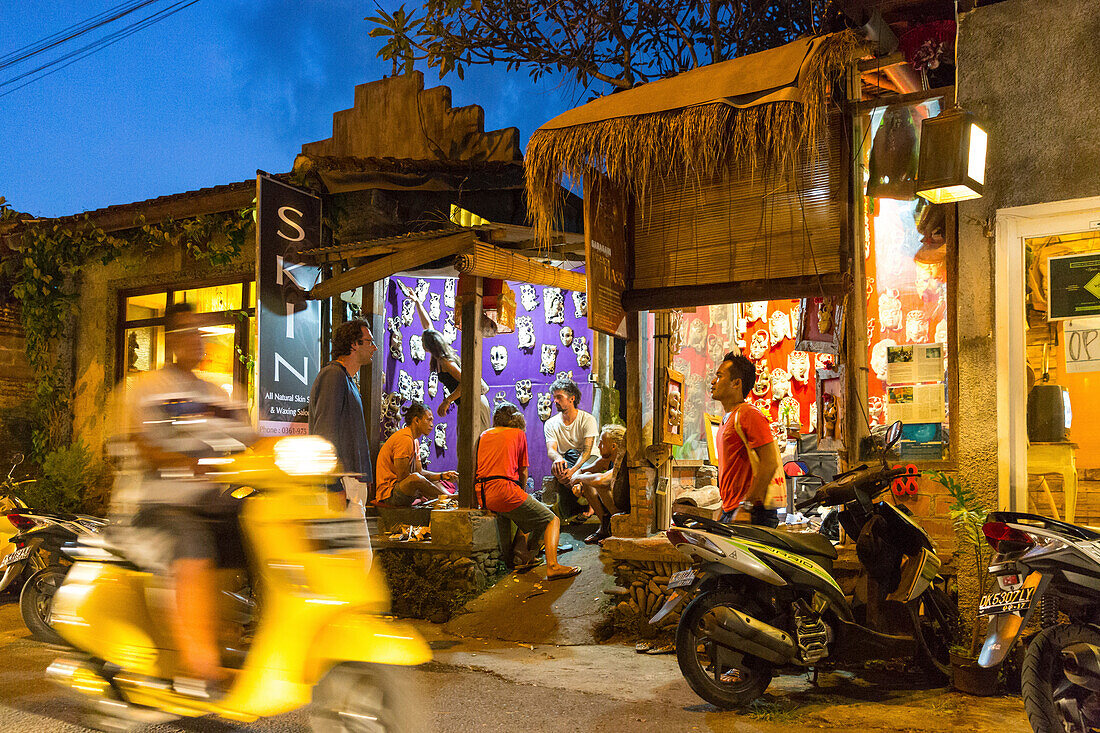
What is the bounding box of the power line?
[0,0,202,99]
[0,0,164,71]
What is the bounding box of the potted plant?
[929,471,1000,695]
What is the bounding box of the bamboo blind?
[454,243,586,292]
[632,114,845,291]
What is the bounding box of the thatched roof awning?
[525,31,868,243]
[539,37,822,130]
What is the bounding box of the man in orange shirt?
[375,402,456,506]
[710,352,780,527]
[477,402,579,580]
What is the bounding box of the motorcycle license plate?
[667,568,696,590]
[979,584,1038,615]
[1,546,31,568]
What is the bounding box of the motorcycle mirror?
[784,460,809,478]
[885,421,903,449]
[12,454,23,466]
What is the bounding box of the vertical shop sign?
[255,173,322,436]
[584,173,628,338]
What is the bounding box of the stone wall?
[376,545,503,623]
[0,303,34,468]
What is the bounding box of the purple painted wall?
[382,275,596,486]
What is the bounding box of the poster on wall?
[1048,252,1100,321]
[1064,317,1100,373]
[583,172,628,338]
[255,173,322,436]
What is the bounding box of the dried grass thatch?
[525,30,869,246]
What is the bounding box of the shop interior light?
[915,106,986,203]
[199,325,236,336]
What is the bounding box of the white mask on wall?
[543,287,564,324]
[490,345,508,374]
[540,344,558,374]
[444,278,457,308]
[572,336,590,368]
[429,293,441,322]
[537,392,553,421]
[427,371,439,398]
[572,290,587,318]
[515,379,533,405]
[409,334,424,363]
[520,284,539,312]
[516,317,535,350]
[559,326,574,347]
[401,298,415,327]
[434,423,447,451]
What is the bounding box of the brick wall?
[891,474,958,558]
[0,303,35,466]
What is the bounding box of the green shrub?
[19,440,112,514]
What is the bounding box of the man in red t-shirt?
[710,352,780,527]
[476,402,579,580]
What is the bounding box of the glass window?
[122,325,165,392]
[176,283,242,313]
[859,97,952,461]
[125,292,166,320]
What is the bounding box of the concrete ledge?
[600,535,690,563]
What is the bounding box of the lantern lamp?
[915,106,987,204]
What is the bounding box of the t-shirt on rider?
[717,403,774,513]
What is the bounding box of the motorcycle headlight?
[274,436,338,476]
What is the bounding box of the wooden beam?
[621,273,849,312]
[457,277,484,509]
[307,231,475,300]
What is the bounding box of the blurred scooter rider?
[112,302,254,696]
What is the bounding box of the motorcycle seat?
[725,525,839,559]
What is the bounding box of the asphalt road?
[0,592,1032,732]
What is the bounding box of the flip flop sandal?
[646,642,676,655]
[546,566,581,581]
[635,641,653,654]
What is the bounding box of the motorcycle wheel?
[675,588,775,709]
[910,586,954,681]
[310,662,418,733]
[20,565,67,645]
[1023,623,1100,733]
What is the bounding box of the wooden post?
[652,311,673,531]
[457,276,484,509]
[360,279,386,468]
[625,312,645,462]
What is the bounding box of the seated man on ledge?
[375,401,456,507]
[570,423,627,545]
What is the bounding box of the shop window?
[859,96,954,462]
[671,302,830,461]
[117,280,255,407]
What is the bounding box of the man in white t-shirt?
[543,377,599,520]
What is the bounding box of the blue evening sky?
[0,1,584,217]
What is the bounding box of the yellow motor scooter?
[47,435,431,731]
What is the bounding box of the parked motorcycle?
[977,512,1100,733]
[651,421,954,709]
[7,508,105,643]
[46,435,430,731]
[0,454,40,593]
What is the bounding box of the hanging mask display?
[398,370,413,401]
[866,104,919,200]
[515,379,533,405]
[789,302,802,335]
[434,423,447,452]
[494,391,509,407]
[572,290,587,318]
[429,293,441,322]
[400,299,415,327]
[555,370,574,382]
[906,310,928,343]
[390,328,404,362]
[868,395,885,424]
[520,284,539,312]
[749,330,770,360]
[427,371,439,398]
[688,319,707,353]
[871,338,897,380]
[667,389,682,428]
[415,278,431,304]
[809,402,818,431]
[769,310,792,343]
[823,397,839,438]
[516,317,535,350]
[788,351,811,383]
[537,392,553,421]
[490,345,508,374]
[411,379,425,403]
[747,301,768,323]
[753,364,771,397]
[444,278,457,308]
[443,312,458,345]
[934,319,948,347]
[409,334,424,363]
[543,287,565,324]
[754,398,772,418]
[540,344,558,374]
[779,396,802,429]
[707,333,723,366]
[418,439,431,467]
[387,316,401,334]
[770,421,787,444]
[867,318,876,342]
[382,393,402,439]
[866,277,876,301]
[879,289,903,331]
[573,336,590,368]
[559,326,574,347]
[669,310,686,354]
[771,367,792,400]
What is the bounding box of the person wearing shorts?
[476,402,579,580]
[375,402,456,506]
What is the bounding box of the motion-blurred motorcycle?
[47,435,430,732]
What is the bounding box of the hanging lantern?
[915,106,987,204]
